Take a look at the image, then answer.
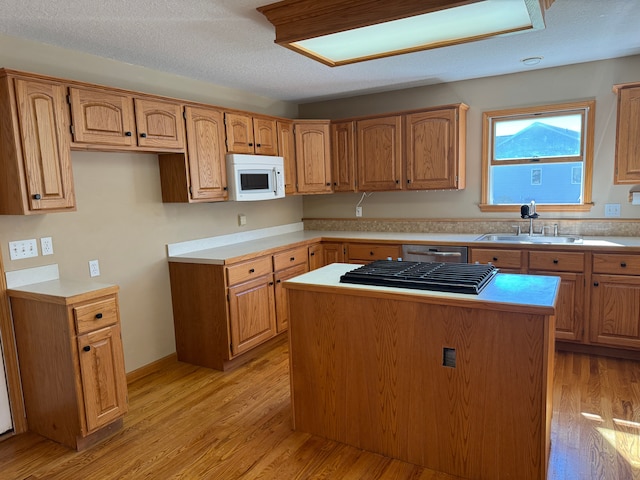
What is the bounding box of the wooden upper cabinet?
[405,105,467,190]
[69,87,185,150]
[277,120,297,194]
[184,106,227,201]
[613,83,640,184]
[134,98,185,150]
[357,115,403,191]
[0,76,75,214]
[294,120,332,194]
[224,112,278,155]
[331,121,356,192]
[69,87,136,146]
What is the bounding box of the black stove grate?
[339,260,499,295]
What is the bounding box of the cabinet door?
[323,243,345,265]
[406,108,462,190]
[184,106,227,201]
[228,276,276,356]
[225,112,254,154]
[134,98,185,149]
[614,85,640,184]
[530,271,585,342]
[274,263,309,333]
[277,120,297,194]
[68,87,136,146]
[295,122,332,193]
[15,79,75,211]
[308,244,323,270]
[77,324,128,432]
[253,117,278,156]
[590,274,640,349]
[357,116,403,191]
[331,121,356,192]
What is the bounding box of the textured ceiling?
[0,0,638,102]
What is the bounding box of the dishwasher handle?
[405,250,462,257]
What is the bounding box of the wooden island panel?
[286,270,555,480]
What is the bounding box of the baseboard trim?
[126,353,178,384]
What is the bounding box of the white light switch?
[8,239,38,260]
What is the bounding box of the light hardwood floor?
[1,337,639,479]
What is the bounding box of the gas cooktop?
[339,260,499,295]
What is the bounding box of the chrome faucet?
[520,200,539,235]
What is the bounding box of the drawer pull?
[269,281,274,286]
[33,193,41,200]
[553,259,559,264]
[290,257,295,261]
[621,262,627,268]
[249,268,255,273]
[493,257,498,262]
[83,346,91,352]
[95,313,103,319]
[310,252,315,257]
[370,251,374,256]
[594,282,599,287]
[276,279,281,283]
[125,131,132,137]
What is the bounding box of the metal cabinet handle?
[95,313,103,319]
[140,133,147,138]
[493,257,498,262]
[33,194,41,200]
[83,346,91,352]
[249,268,255,273]
[256,143,261,147]
[621,262,627,268]
[594,282,599,287]
[553,259,559,264]
[125,131,132,137]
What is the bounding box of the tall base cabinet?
[8,282,127,450]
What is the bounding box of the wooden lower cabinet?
[322,243,345,265]
[590,274,640,349]
[274,263,309,333]
[307,243,323,270]
[469,247,524,273]
[8,286,127,450]
[169,248,310,370]
[530,270,585,342]
[228,275,277,355]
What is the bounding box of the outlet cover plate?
[40,237,54,256]
[89,259,100,277]
[9,239,38,260]
[605,203,621,217]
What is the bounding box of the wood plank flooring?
[1,338,639,479]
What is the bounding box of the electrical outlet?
[355,206,363,217]
[8,239,38,260]
[40,237,54,255]
[89,259,100,277]
[238,214,247,226]
[605,203,621,218]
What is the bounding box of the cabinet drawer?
[226,256,273,286]
[74,296,119,334]
[273,246,308,271]
[348,243,402,261]
[470,248,522,269]
[593,253,640,275]
[528,251,585,273]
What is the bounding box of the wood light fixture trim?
[257,0,554,67]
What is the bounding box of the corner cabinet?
[613,82,640,184]
[0,71,75,214]
[357,115,403,191]
[8,284,127,450]
[405,105,467,190]
[294,120,332,194]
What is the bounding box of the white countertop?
[167,228,640,265]
[284,263,560,314]
[7,278,118,303]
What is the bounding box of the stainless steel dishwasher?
[401,245,468,263]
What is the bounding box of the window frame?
[479,100,595,213]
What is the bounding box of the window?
[480,100,595,212]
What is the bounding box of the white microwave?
[226,154,285,201]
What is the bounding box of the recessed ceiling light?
[522,56,543,66]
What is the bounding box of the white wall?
[0,34,302,372]
[299,56,640,220]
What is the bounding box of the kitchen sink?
[476,233,583,244]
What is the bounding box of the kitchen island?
[284,263,560,480]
